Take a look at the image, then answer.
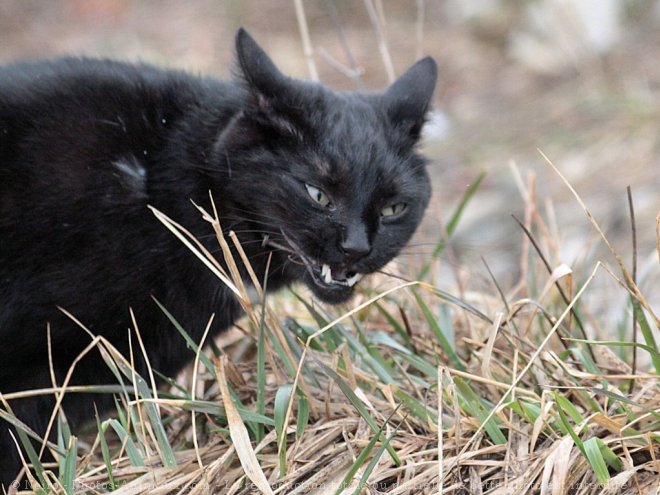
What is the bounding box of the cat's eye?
[305,184,331,207]
[381,202,407,218]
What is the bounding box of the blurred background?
[1,0,657,322]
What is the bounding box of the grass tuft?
[2,167,659,494]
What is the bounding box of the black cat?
[0,29,436,486]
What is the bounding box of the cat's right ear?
[382,57,438,145]
[235,28,288,101]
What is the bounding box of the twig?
[317,47,362,82]
[323,0,363,88]
[363,0,396,82]
[293,0,319,81]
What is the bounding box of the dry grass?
[4,164,659,495]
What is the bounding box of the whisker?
[223,206,284,222]
[396,251,439,257]
[197,230,283,240]
[375,269,414,284]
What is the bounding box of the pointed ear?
[383,57,437,142]
[235,28,287,99]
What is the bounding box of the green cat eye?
[381,202,407,218]
[305,184,331,207]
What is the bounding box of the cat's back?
[0,57,206,109]
[0,57,235,154]
[0,58,233,211]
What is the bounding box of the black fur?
[0,28,436,485]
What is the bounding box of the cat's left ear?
[383,57,438,144]
[235,28,290,101]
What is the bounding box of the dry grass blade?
[148,205,242,300]
[539,149,659,328]
[216,355,274,494]
[191,314,215,477]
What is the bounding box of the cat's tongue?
[332,266,348,280]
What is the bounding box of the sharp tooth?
[347,273,363,287]
[324,265,332,284]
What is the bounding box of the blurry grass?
[2,169,659,495]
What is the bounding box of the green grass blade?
[57,414,72,475]
[595,437,623,471]
[259,320,298,377]
[418,170,486,279]
[274,384,293,477]
[629,298,658,372]
[152,297,215,375]
[393,388,434,423]
[174,399,275,425]
[145,403,177,467]
[0,410,49,488]
[105,418,145,466]
[256,307,267,443]
[413,290,464,371]
[554,393,585,454]
[296,393,309,438]
[569,347,601,375]
[396,351,437,380]
[287,319,327,352]
[555,394,585,427]
[96,411,116,490]
[454,377,507,444]
[111,364,177,467]
[339,328,396,384]
[334,425,381,495]
[154,370,190,395]
[588,387,660,423]
[427,287,492,323]
[566,338,660,363]
[318,361,400,465]
[374,302,412,347]
[292,290,329,327]
[353,428,397,495]
[334,406,400,495]
[583,437,610,484]
[61,435,78,495]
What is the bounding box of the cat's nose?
[340,223,372,260]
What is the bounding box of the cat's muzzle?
[263,232,365,302]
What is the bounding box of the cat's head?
[221,29,436,304]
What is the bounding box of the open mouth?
[263,233,364,292]
[316,263,363,289]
